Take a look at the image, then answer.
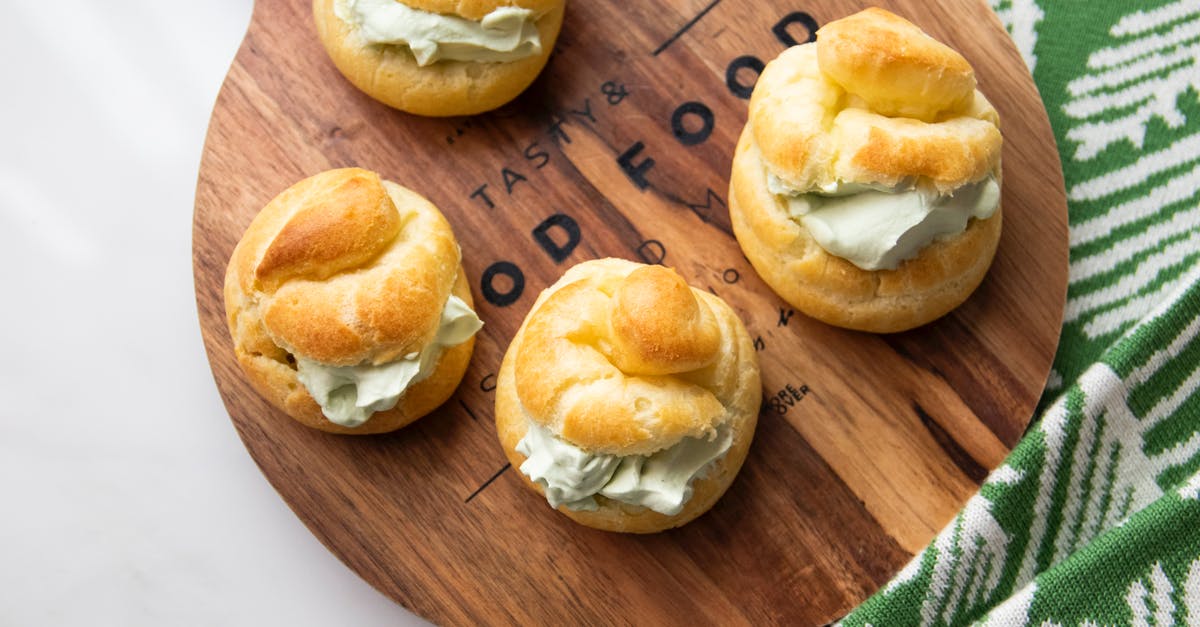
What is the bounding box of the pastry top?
[225,168,461,367]
[511,259,755,456]
[398,0,559,20]
[818,8,975,121]
[749,7,1002,195]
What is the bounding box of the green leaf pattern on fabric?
[840,1,1200,624]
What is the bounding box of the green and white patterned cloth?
[841,1,1200,624]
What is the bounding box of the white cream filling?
[515,420,733,516]
[295,294,482,428]
[334,0,542,66]
[770,173,1000,271]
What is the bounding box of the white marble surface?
[0,3,422,624]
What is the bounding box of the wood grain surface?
[192,0,1068,624]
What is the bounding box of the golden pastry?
[495,258,761,533]
[729,8,1003,332]
[224,168,481,434]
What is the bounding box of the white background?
[0,3,422,624]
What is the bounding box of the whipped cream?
[296,294,482,428]
[773,175,1000,271]
[516,420,733,516]
[334,0,542,66]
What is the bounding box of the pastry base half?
[232,269,476,435]
[313,0,565,117]
[729,124,1002,333]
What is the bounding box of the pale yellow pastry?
[495,258,761,533]
[313,0,565,116]
[729,8,1003,333]
[224,168,482,434]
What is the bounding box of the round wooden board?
[193,0,1067,624]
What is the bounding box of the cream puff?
[729,8,1003,333]
[313,0,566,116]
[495,259,761,533]
[224,168,482,434]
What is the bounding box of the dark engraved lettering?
[772,11,818,47]
[723,268,740,284]
[502,168,528,194]
[684,188,726,222]
[726,55,764,99]
[481,261,525,307]
[446,121,470,144]
[753,336,765,351]
[636,239,667,265]
[778,308,795,326]
[524,142,550,169]
[601,81,630,105]
[547,114,572,145]
[480,374,497,392]
[785,384,804,402]
[617,141,656,190]
[570,98,597,123]
[470,184,495,209]
[532,213,581,263]
[768,383,810,415]
[671,101,715,146]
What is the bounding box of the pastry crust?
[224,168,476,434]
[730,126,1001,333]
[817,7,976,121]
[749,44,1001,195]
[313,0,565,116]
[731,8,1003,332]
[495,259,761,533]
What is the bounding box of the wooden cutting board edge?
[191,0,1069,623]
